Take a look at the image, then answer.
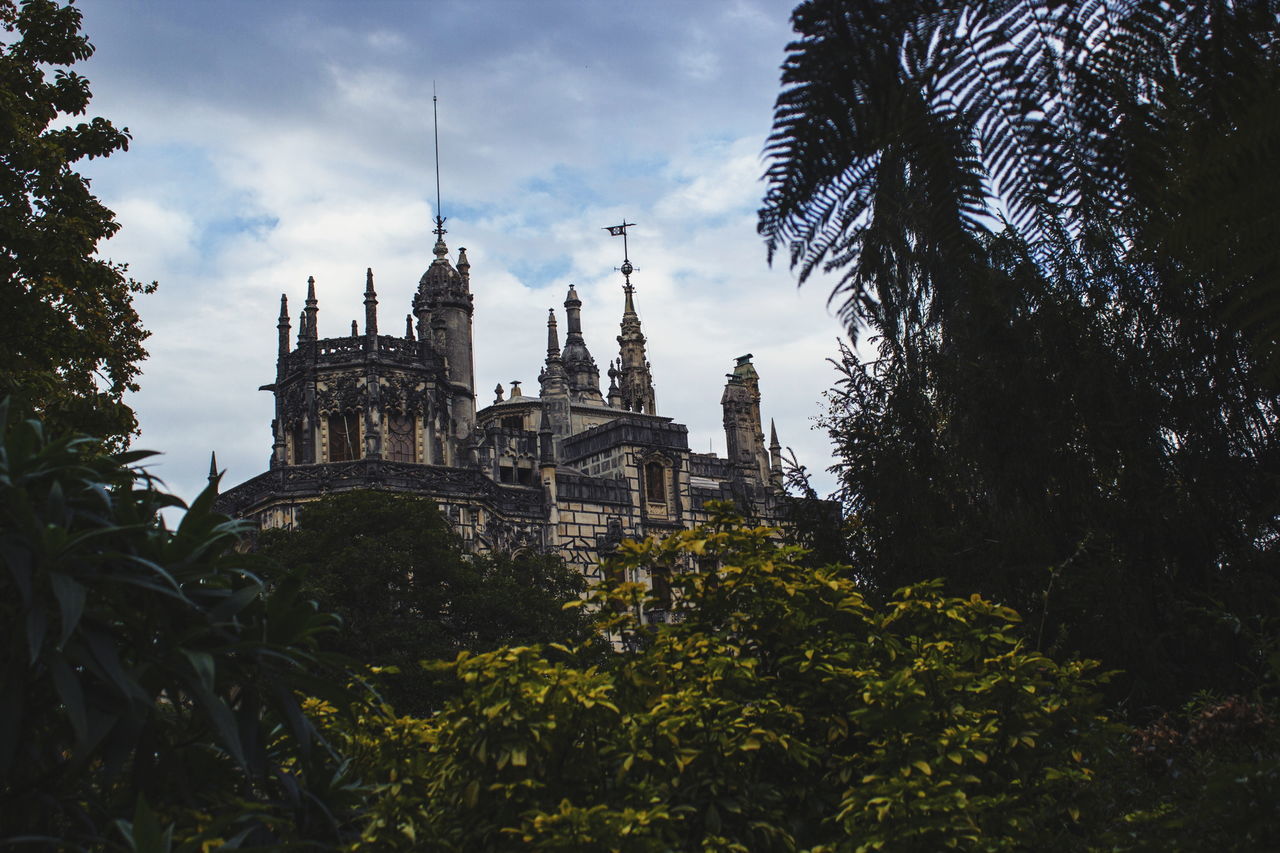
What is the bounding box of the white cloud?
[75,0,847,506]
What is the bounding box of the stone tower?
[609,261,657,414]
[721,353,770,484]
[414,227,476,447]
[561,284,604,404]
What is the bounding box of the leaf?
[50,572,86,648]
[48,651,88,747]
[183,649,216,693]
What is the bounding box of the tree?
[256,490,594,714]
[325,505,1108,851]
[0,0,152,446]
[759,0,1280,708]
[760,0,1280,361]
[0,401,363,848]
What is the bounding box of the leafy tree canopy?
[256,490,594,714]
[760,0,1280,364]
[0,0,152,446]
[760,0,1280,708]
[326,505,1108,851]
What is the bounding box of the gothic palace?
[213,223,789,584]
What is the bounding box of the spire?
[606,222,655,414]
[547,308,561,358]
[457,247,470,278]
[303,276,319,341]
[623,282,637,317]
[207,451,219,489]
[770,418,784,486]
[277,293,290,357]
[560,283,603,404]
[429,83,452,263]
[565,284,583,334]
[607,360,622,407]
[364,267,378,337]
[540,309,569,400]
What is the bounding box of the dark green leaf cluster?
[0,401,363,848]
[256,490,594,715]
[0,0,152,447]
[762,0,1280,709]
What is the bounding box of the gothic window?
[386,412,416,463]
[650,566,672,610]
[328,412,360,462]
[645,460,666,504]
[289,423,306,465]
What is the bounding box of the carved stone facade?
[215,227,790,609]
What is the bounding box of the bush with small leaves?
[346,503,1108,851]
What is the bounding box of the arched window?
[289,423,307,465]
[386,412,416,462]
[645,460,666,504]
[328,412,360,462]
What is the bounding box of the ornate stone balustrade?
[214,459,546,519]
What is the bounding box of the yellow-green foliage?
[325,505,1107,851]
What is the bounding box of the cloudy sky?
[74,0,852,504]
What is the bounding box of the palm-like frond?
[760,0,1280,362]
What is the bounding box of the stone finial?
[457,247,470,273]
[546,308,560,358]
[494,383,505,403]
[303,275,319,341]
[351,320,358,336]
[405,314,415,341]
[207,451,219,490]
[364,267,378,338]
[510,380,523,398]
[277,293,291,357]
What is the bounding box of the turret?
[302,276,319,342]
[364,267,378,346]
[561,284,604,404]
[417,229,475,437]
[615,276,656,414]
[721,354,770,485]
[277,293,290,358]
[539,309,572,436]
[769,419,784,488]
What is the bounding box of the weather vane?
[603,220,637,284]
[432,81,446,238]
